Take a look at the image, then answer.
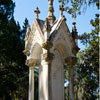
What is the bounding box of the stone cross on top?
[34,7,40,19]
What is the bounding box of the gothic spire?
[47,0,56,26]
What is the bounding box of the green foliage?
[0,0,15,21]
[0,0,29,99]
[76,6,99,99]
[75,48,98,99]
[64,1,99,100]
[21,18,29,40]
[59,0,98,18]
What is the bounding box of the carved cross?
[34,7,40,19]
[59,5,64,17]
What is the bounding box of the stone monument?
[23,0,79,100]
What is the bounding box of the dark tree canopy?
[0,0,29,99]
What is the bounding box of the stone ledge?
[65,56,77,67]
[42,41,53,50]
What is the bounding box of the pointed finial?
[26,24,31,36]
[72,22,78,46]
[24,24,31,41]
[47,0,56,26]
[72,22,78,40]
[43,18,51,32]
[72,22,76,32]
[59,5,64,17]
[34,7,40,19]
[27,24,30,29]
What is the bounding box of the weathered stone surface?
[25,58,38,67]
[23,49,30,56]
[50,50,64,100]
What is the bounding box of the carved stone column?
[29,66,34,100]
[41,57,49,100]
[25,59,38,100]
[38,42,53,100]
[50,50,65,100]
[65,57,77,100]
[39,52,53,100]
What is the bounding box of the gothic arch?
[30,43,43,64]
[53,39,70,62]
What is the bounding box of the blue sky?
[13,0,98,50]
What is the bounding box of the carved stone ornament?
[25,58,38,67]
[72,46,80,55]
[42,41,53,50]
[65,56,77,67]
[42,52,54,62]
[23,49,30,56]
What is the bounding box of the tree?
[0,0,29,99]
[21,18,29,40]
[77,7,99,99]
[59,0,98,18]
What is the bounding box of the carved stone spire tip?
[72,21,78,45]
[72,22,77,33]
[47,0,56,26]
[59,4,66,21]
[59,5,64,17]
[72,22,76,25]
[24,24,31,41]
